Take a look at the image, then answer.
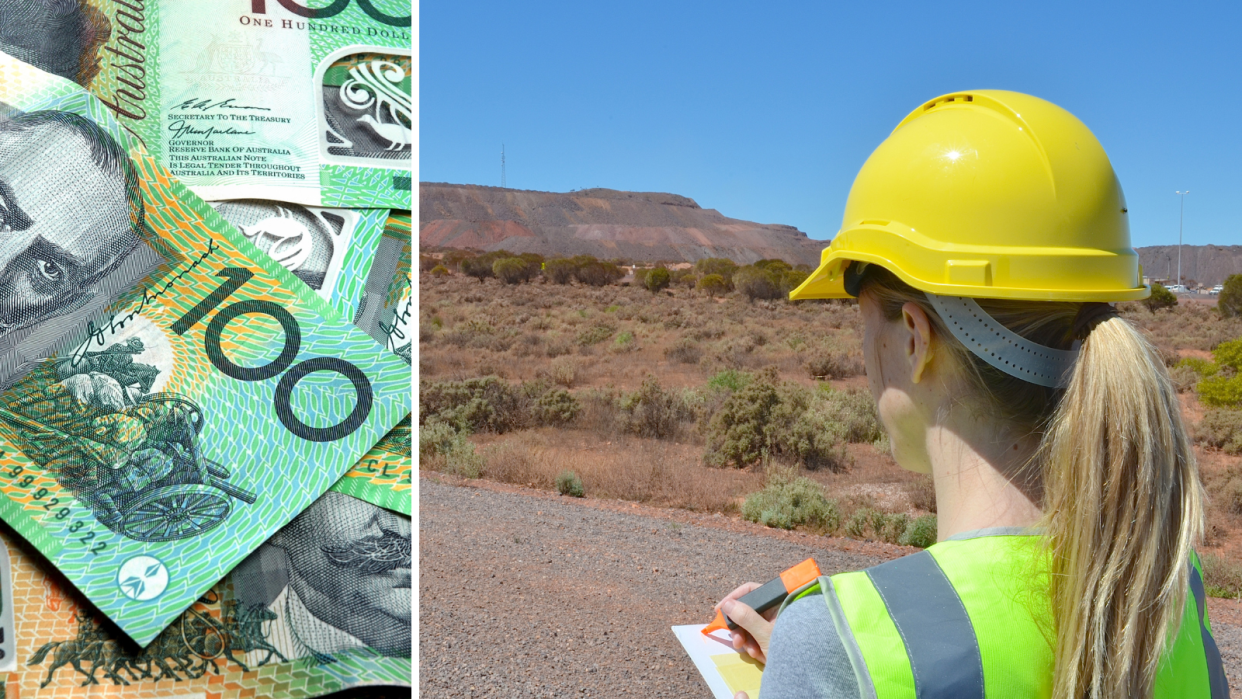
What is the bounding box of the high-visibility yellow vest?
[783,534,1228,698]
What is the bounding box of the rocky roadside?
[419,476,1242,697]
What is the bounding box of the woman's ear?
[900,301,934,384]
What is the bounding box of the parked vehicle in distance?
[1211,285,1224,295]
[1166,284,1189,293]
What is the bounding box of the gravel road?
[420,477,1242,697]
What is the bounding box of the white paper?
[672,624,765,699]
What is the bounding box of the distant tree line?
[419,250,813,301]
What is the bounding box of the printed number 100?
[172,268,373,442]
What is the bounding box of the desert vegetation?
[419,251,1242,588]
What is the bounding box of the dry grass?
[471,429,761,513]
[421,270,1242,560]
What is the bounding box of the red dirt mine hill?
[419,182,828,266]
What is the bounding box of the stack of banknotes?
[0,0,413,696]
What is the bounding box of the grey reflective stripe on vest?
[866,551,984,699]
[1188,562,1230,699]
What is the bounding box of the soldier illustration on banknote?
[0,336,257,542]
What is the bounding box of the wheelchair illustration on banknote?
[0,339,256,542]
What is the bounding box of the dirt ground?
[419,475,1242,697]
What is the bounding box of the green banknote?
[0,0,411,209]
[0,53,409,645]
[330,415,410,515]
[0,489,410,697]
[206,204,411,514]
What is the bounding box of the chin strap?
[924,293,1079,389]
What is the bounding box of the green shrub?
[535,388,581,426]
[1202,552,1242,598]
[645,266,671,293]
[696,274,729,296]
[899,515,938,548]
[420,376,527,433]
[461,250,511,282]
[1199,409,1242,455]
[703,368,866,470]
[1198,374,1242,408]
[754,259,792,274]
[420,376,572,433]
[492,258,523,284]
[732,266,782,302]
[544,258,578,284]
[805,349,861,379]
[844,507,875,538]
[556,471,585,498]
[695,257,739,280]
[619,375,690,439]
[1214,337,1242,371]
[779,269,810,296]
[418,420,482,478]
[576,260,625,286]
[707,369,751,393]
[879,513,911,544]
[816,386,885,444]
[612,331,635,351]
[741,469,840,532]
[429,264,449,277]
[782,401,850,471]
[703,367,785,467]
[1177,357,1220,378]
[1143,283,1178,312]
[576,323,616,346]
[1220,274,1242,319]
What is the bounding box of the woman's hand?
[714,582,777,664]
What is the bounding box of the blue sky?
[420,1,1241,247]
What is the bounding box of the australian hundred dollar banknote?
[0,0,412,209]
[205,204,411,514]
[0,52,410,645]
[0,490,410,697]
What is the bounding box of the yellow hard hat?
[790,90,1149,302]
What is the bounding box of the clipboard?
[672,624,763,699]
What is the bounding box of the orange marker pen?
[703,558,822,635]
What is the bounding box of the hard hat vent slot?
[924,95,974,111]
[861,220,890,227]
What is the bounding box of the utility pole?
[1175,190,1189,288]
[501,144,506,188]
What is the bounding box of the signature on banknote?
[172,97,272,113]
[168,121,257,141]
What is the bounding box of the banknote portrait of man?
[236,492,412,660]
[0,110,145,344]
[0,0,110,85]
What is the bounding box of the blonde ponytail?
[1042,317,1203,698]
[860,266,1204,699]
